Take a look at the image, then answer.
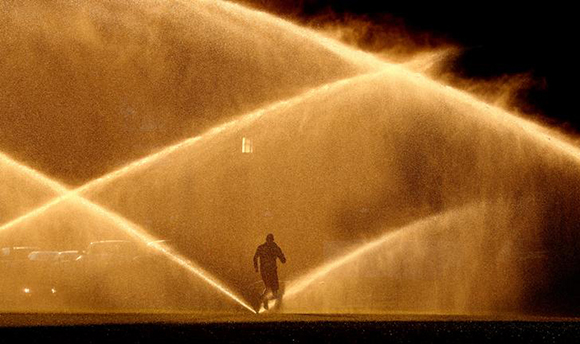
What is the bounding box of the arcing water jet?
[0,152,254,313]
[199,0,387,71]
[0,0,376,184]
[0,70,392,312]
[73,197,256,313]
[0,69,393,235]
[282,204,523,314]
[86,65,580,314]
[0,152,62,224]
[1,0,579,316]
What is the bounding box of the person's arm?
[253,247,259,272]
[277,246,286,264]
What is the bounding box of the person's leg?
[261,270,279,311]
[270,270,281,310]
[270,287,281,310]
[260,283,272,310]
[263,287,272,310]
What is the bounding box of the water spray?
[190,0,385,72]
[216,0,580,163]
[0,152,255,313]
[0,71,399,313]
[2,0,579,316]
[283,212,445,300]
[0,69,395,235]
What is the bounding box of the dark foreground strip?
[1,321,580,343]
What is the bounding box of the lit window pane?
[242,137,254,153]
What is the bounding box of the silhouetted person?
[254,233,286,310]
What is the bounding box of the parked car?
[0,248,61,309]
[80,240,141,263]
[1,246,41,261]
[28,251,60,262]
[57,250,83,262]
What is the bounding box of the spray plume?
[0,151,255,313]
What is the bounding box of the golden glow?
[201,0,386,72]
[242,137,254,153]
[0,151,68,194]
[283,213,442,300]
[406,72,580,161]
[1,0,579,317]
[0,70,392,235]
[212,0,580,165]
[74,197,256,313]
[0,71,398,314]
[0,153,255,313]
[215,0,580,163]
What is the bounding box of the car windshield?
[0,0,577,341]
[28,251,60,261]
[57,251,81,262]
[87,241,137,255]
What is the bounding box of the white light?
[23,288,30,294]
[242,137,254,153]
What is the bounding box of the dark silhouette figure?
[254,233,286,310]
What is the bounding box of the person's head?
[266,233,274,243]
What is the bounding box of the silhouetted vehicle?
[0,248,62,309]
[18,281,59,303]
[28,251,60,262]
[1,247,41,303]
[0,278,59,310]
[1,246,41,261]
[57,250,83,262]
[52,250,84,301]
[71,240,146,308]
[133,240,176,272]
[82,240,141,262]
[130,239,197,309]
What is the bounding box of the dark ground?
[1,313,580,343]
